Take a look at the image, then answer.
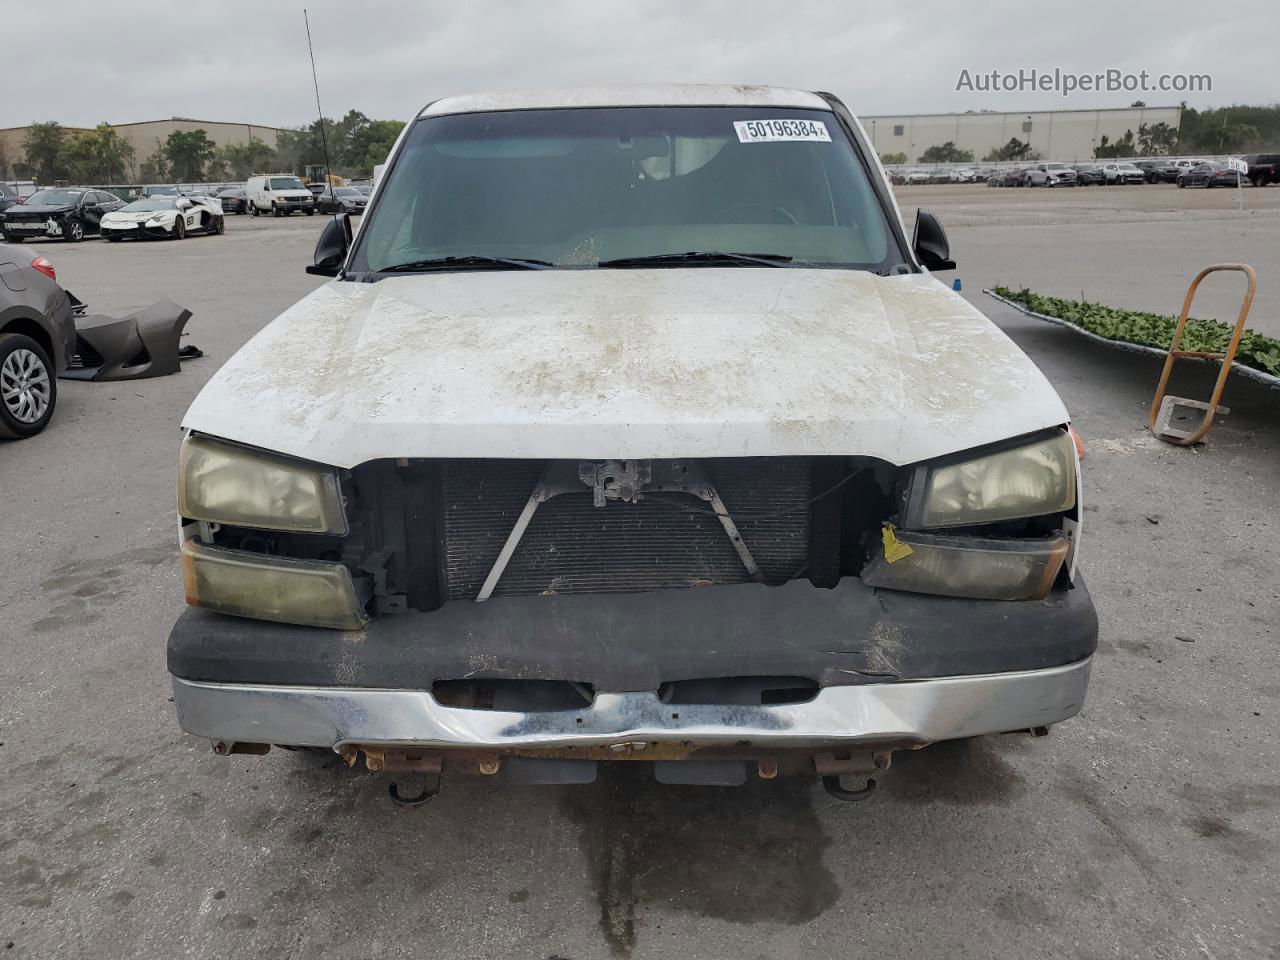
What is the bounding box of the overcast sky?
[9,0,1278,130]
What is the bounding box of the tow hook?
[389,775,440,808]
[822,775,877,802]
[346,747,445,809]
[815,748,889,801]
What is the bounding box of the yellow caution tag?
[882,524,914,564]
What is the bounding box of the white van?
[244,174,316,217]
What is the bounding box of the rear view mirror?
[307,213,352,277]
[912,209,956,271]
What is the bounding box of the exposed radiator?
[442,458,811,599]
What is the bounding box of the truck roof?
[419,84,831,118]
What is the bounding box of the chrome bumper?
[172,657,1092,752]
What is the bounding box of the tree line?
[3,110,405,184]
[876,102,1280,165]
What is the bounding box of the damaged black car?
[1,188,125,243]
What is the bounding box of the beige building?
[0,117,282,179]
[863,106,1182,163]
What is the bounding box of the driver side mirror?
[307,213,352,277]
[912,209,956,271]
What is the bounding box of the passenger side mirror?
[912,209,956,271]
[307,213,352,277]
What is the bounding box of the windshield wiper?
[597,251,794,268]
[378,255,554,273]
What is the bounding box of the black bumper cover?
[168,577,1098,693]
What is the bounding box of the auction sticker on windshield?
[734,119,831,143]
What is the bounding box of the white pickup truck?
[168,85,1095,802]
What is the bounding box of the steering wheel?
[711,202,799,225]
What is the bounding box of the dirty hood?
[183,269,1068,468]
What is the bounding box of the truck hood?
[183,269,1069,468]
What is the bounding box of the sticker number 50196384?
[734,119,832,143]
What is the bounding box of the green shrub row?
[992,286,1280,377]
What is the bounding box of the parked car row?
[0,174,375,242]
[983,161,1199,187]
[890,167,1001,185]
[892,154,1277,189]
[0,188,225,243]
[206,177,372,216]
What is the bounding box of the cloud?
[7,0,1276,129]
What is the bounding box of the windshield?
[270,177,305,190]
[334,188,361,197]
[27,189,83,206]
[351,106,899,273]
[122,199,177,212]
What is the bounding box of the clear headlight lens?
[178,434,347,535]
[907,432,1076,529]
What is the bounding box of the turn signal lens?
[181,540,367,630]
[863,531,1069,601]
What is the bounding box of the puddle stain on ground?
[880,737,1028,806]
[559,765,839,957]
[31,540,175,631]
[1180,782,1280,863]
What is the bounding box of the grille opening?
[441,458,811,599]
[431,679,595,711]
[658,675,820,706]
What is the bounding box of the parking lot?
[2,187,1278,959]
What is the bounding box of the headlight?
[904,431,1076,529]
[178,434,347,534]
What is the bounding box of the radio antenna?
[303,9,332,186]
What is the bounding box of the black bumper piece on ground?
[168,577,1098,692]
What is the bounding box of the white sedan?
[99,196,225,242]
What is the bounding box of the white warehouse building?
[862,106,1182,163]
